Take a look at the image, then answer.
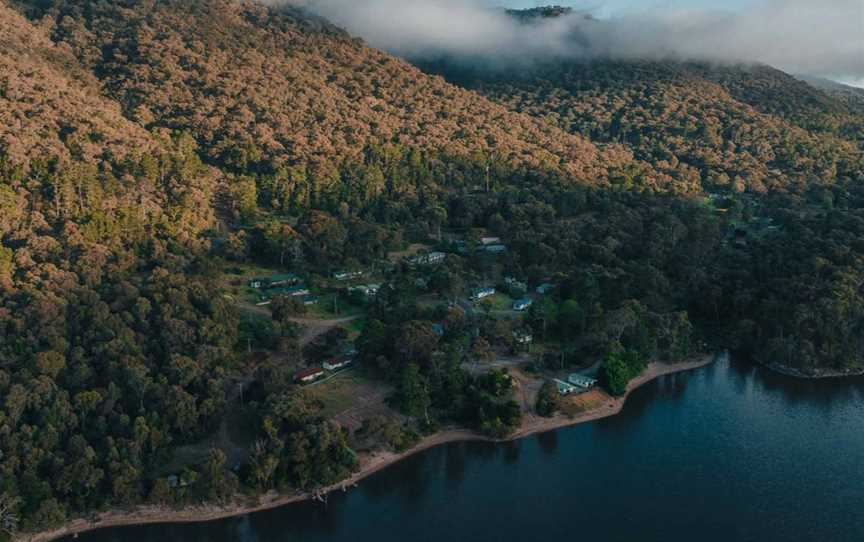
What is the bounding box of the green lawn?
[346,317,367,339]
[482,292,515,311]
[305,370,377,418]
[306,293,366,319]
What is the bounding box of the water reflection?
[361,451,433,506]
[470,439,498,463]
[535,429,558,455]
[443,442,466,488]
[731,353,864,415]
[501,440,522,464]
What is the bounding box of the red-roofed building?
[295,367,325,383]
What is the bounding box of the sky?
[298,0,864,84]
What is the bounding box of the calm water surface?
[70,355,864,542]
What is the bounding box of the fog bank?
[292,0,864,79]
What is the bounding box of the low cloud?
[292,0,864,79]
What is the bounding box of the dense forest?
[0,0,862,538]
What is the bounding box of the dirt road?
[237,301,359,346]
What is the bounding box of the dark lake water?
[69,354,864,542]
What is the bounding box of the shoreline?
[18,353,718,542]
[762,361,864,380]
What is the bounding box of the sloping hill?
[421,59,864,196]
[12,0,628,184]
[0,1,156,165]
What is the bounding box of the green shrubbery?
[535,381,561,417]
[601,350,648,396]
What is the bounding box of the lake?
[67,355,864,542]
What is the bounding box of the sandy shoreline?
[18,354,717,542]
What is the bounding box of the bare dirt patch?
[560,389,607,418]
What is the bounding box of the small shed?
[513,330,533,345]
[483,244,507,254]
[513,298,533,311]
[472,287,496,300]
[323,355,355,371]
[334,270,364,281]
[536,283,555,295]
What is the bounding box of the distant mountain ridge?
[796,75,864,114]
[505,5,576,20]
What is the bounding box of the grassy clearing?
[346,317,367,339]
[306,293,366,319]
[481,292,514,312]
[305,370,382,419]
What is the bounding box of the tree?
[195,449,238,503]
[231,176,258,221]
[601,350,646,396]
[248,440,279,490]
[471,337,494,363]
[271,295,307,324]
[398,321,440,365]
[148,478,173,505]
[398,363,431,424]
[557,299,584,338]
[535,381,561,417]
[34,351,65,379]
[0,494,18,540]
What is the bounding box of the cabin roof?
[295,367,324,379]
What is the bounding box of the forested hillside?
[0,0,862,538]
[425,59,863,194]
[420,55,864,376]
[12,0,635,184]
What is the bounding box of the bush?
[601,350,647,396]
[535,380,561,417]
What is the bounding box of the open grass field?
[304,371,397,430]
[306,293,366,319]
[481,292,515,312]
